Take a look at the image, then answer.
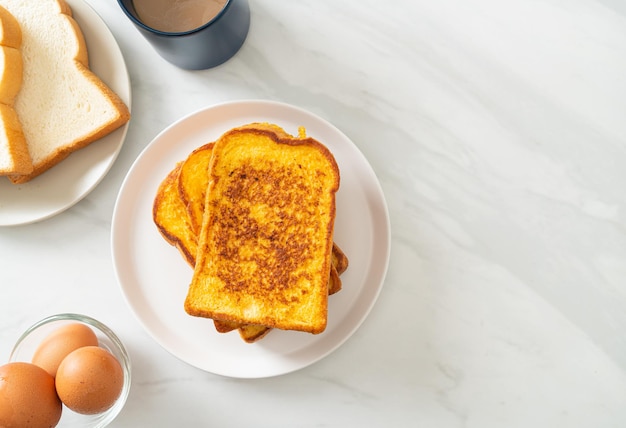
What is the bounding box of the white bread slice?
[1,0,130,183]
[0,5,32,175]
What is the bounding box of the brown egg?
[55,346,124,415]
[0,362,63,428]
[32,323,99,377]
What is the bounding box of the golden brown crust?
[220,247,345,338]
[231,263,343,342]
[328,263,342,295]
[178,143,214,235]
[332,243,349,275]
[185,126,340,334]
[153,163,197,266]
[238,324,272,343]
[212,319,240,333]
[155,146,347,279]
[153,123,348,342]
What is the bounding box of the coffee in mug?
[132,0,228,33]
[118,0,250,69]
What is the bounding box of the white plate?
[111,100,390,378]
[0,0,131,226]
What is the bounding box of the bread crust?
[0,104,31,175]
[0,5,31,175]
[178,143,215,235]
[3,0,130,183]
[184,126,340,334]
[153,124,347,341]
[152,163,197,266]
[0,4,20,48]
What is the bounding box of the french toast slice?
[179,123,293,235]
[331,240,349,275]
[153,153,348,341]
[153,162,197,266]
[184,125,340,334]
[177,142,214,235]
[235,264,343,342]
[153,124,346,341]
[154,140,347,283]
[237,323,272,343]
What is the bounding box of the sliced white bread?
[0,5,32,175]
[1,0,130,183]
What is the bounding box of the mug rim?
[117,0,233,36]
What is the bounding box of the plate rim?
[111,99,391,378]
[0,0,131,226]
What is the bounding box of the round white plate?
[111,100,390,378]
[0,0,131,226]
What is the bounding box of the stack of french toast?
[153,122,348,343]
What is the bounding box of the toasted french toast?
[154,123,346,341]
[233,264,343,342]
[178,124,294,234]
[237,323,272,343]
[184,125,340,334]
[153,162,197,266]
[331,240,349,275]
[177,142,214,235]
[153,148,348,343]
[153,142,347,287]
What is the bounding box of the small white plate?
[0,0,131,226]
[111,100,390,378]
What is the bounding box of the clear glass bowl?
[9,313,131,428]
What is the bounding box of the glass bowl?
[9,313,131,428]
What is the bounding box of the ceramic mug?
[117,0,250,70]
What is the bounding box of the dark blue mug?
[117,0,250,70]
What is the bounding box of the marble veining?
[1,0,626,426]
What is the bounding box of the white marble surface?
[2,0,626,426]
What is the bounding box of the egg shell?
[0,362,63,428]
[55,346,124,415]
[32,322,99,377]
